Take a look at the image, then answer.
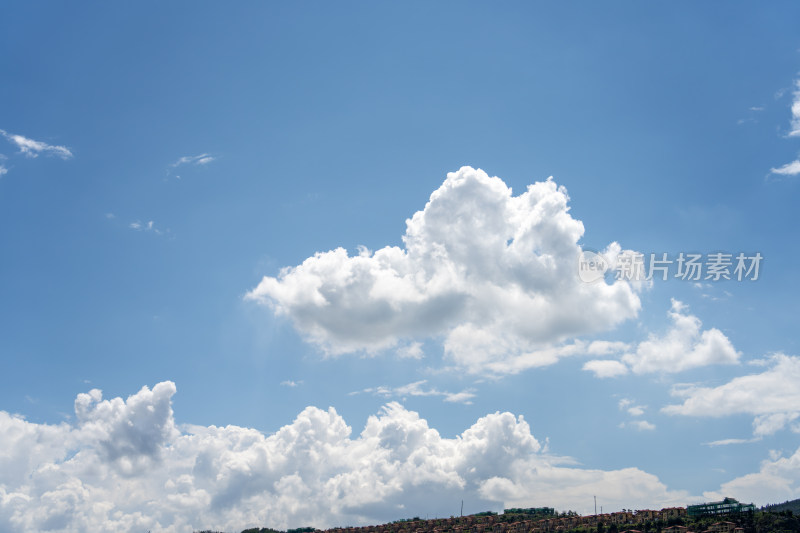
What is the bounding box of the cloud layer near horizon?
[0,381,697,533]
[247,167,641,374]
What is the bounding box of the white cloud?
[617,399,654,431]
[583,359,629,378]
[623,420,656,431]
[753,412,800,437]
[397,342,424,360]
[354,380,476,405]
[443,390,478,404]
[618,398,646,417]
[704,438,757,447]
[705,445,800,506]
[129,220,167,236]
[621,299,739,374]
[770,159,800,177]
[767,78,800,177]
[171,153,215,167]
[0,381,690,532]
[663,353,800,437]
[0,129,73,159]
[0,165,7,177]
[247,167,641,374]
[582,300,739,378]
[281,380,303,387]
[789,78,800,137]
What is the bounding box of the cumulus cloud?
[621,299,739,374]
[247,167,641,374]
[0,129,73,159]
[583,300,738,377]
[705,445,800,506]
[663,353,800,437]
[0,381,690,532]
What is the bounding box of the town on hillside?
[226,497,800,533]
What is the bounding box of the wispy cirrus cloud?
[171,153,215,167]
[770,159,800,177]
[352,380,477,405]
[129,220,169,236]
[704,437,758,447]
[0,128,73,159]
[168,153,216,179]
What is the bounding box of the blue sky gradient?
[2,2,800,532]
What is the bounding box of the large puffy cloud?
[247,167,641,374]
[74,381,179,467]
[0,381,689,532]
[663,353,800,437]
[583,300,739,377]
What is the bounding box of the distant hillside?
[201,500,800,533]
[762,498,800,515]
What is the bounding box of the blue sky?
[2,2,800,532]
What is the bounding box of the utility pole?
[461,500,464,517]
[594,496,597,516]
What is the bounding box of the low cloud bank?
[0,381,692,532]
